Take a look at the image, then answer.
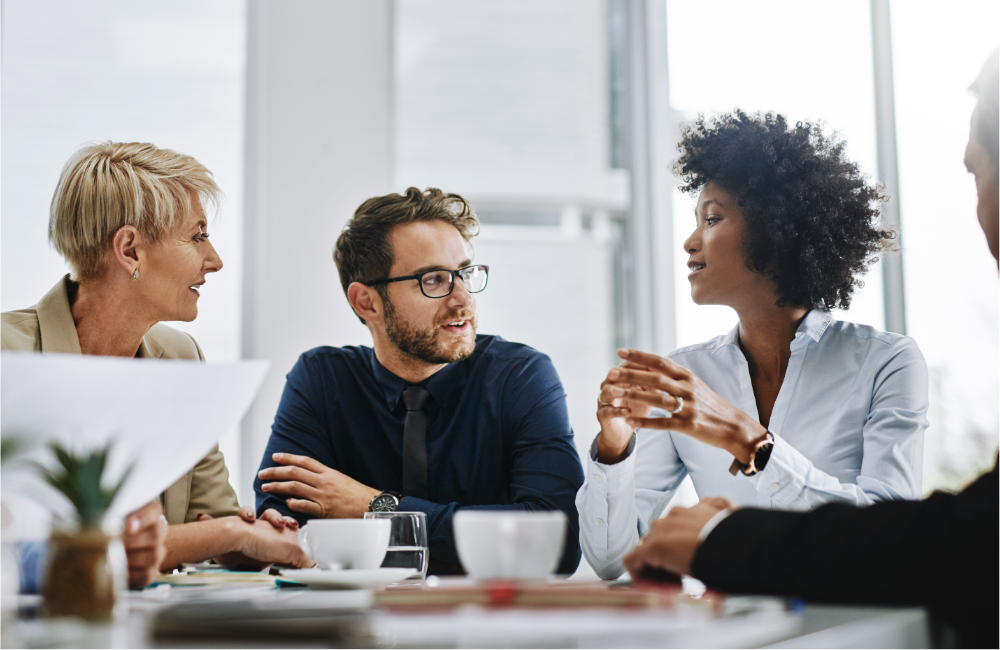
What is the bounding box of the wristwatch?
[369,491,403,513]
[728,432,775,476]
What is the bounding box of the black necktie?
[401,385,431,500]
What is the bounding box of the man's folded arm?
[254,356,337,523]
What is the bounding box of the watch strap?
[728,432,774,476]
[750,436,775,475]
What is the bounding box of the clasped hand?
[196,505,311,568]
[258,453,380,519]
[597,348,766,464]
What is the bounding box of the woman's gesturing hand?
[595,359,658,463]
[610,349,768,464]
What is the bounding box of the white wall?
[240,0,393,506]
[395,0,624,209]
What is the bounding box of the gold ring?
[598,396,610,406]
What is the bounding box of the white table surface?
[6,582,930,649]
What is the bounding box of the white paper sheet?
[1,352,269,538]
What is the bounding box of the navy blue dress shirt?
[255,334,584,575]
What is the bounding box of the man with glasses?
[254,187,584,576]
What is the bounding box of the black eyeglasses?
[369,264,489,299]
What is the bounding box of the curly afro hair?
[673,110,892,310]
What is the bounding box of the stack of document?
[374,579,718,610]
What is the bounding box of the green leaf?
[52,444,75,472]
[33,442,134,531]
[1,437,24,464]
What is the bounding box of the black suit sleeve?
[692,464,998,648]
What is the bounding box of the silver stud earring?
[133,269,139,280]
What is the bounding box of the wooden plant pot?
[42,529,122,619]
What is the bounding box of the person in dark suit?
[622,50,999,649]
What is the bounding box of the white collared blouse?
[577,309,928,579]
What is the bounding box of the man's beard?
[383,295,477,364]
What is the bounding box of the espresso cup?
[297,519,391,570]
[453,511,567,580]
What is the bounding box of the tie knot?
[402,385,431,411]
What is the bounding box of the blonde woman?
[2,142,312,580]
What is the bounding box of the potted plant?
[35,443,130,619]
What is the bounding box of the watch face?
[370,494,398,512]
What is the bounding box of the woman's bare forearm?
[159,518,240,571]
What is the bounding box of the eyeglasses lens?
[420,270,454,297]
[461,266,488,293]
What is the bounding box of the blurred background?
[3,0,997,575]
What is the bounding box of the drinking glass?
[363,511,428,579]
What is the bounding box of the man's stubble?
[383,293,477,365]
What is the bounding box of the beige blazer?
[1,275,241,525]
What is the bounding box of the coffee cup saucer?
[280,567,417,589]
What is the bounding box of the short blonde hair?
[48,141,222,279]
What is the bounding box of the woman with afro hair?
[577,111,928,579]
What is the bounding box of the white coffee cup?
[453,511,567,580]
[297,519,391,570]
